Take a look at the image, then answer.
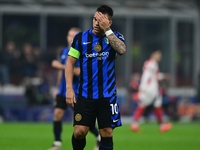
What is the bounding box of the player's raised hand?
[96,12,111,31]
[66,88,76,108]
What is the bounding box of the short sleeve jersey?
[68,28,125,99]
[57,47,80,97]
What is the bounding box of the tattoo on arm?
[106,28,126,55]
[108,34,126,55]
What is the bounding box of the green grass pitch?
[0,122,200,150]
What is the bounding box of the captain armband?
[68,47,80,59]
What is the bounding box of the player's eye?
[93,17,97,21]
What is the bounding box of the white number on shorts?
[110,103,118,115]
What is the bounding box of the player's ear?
[109,20,112,26]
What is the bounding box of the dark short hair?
[96,5,113,19]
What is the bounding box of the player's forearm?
[52,60,65,70]
[105,27,126,55]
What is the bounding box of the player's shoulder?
[81,30,90,38]
[71,32,83,45]
[144,59,154,68]
[73,30,91,41]
[74,31,83,38]
[145,59,157,70]
[114,31,125,41]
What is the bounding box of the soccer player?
[130,50,172,133]
[48,27,100,150]
[65,5,126,150]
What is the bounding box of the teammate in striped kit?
[48,28,100,150]
[65,5,126,150]
[130,50,172,133]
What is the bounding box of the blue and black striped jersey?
[57,47,80,97]
[68,28,125,99]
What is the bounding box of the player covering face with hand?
[65,5,126,150]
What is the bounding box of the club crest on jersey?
[94,43,102,52]
[105,38,109,44]
[75,113,82,121]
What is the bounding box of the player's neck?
[151,58,159,63]
[150,58,156,62]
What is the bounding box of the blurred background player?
[130,50,172,133]
[49,27,100,150]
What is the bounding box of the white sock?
[97,134,101,142]
[54,141,61,146]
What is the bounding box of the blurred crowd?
[0,41,63,86]
[0,41,64,105]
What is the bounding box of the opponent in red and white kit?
[130,50,172,132]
